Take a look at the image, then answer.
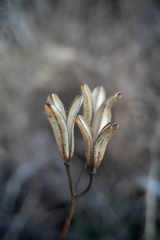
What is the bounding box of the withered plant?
[44,84,121,240]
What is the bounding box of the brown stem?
[59,198,76,240]
[59,162,75,240]
[76,171,95,199]
[64,162,74,198]
[59,165,95,240]
[74,161,87,196]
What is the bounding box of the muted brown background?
[0,0,160,239]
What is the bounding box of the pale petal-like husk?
[92,104,111,140]
[46,95,54,105]
[67,95,83,159]
[93,122,119,170]
[76,115,94,169]
[92,103,106,140]
[92,86,106,113]
[104,92,122,107]
[44,103,69,161]
[81,84,94,125]
[99,105,111,133]
[51,94,67,120]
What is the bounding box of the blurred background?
[0,0,160,239]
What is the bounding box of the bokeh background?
[0,0,160,239]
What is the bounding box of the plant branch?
[59,198,76,240]
[64,162,74,199]
[60,164,95,240]
[76,171,95,199]
[74,161,87,196]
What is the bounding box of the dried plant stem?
[64,163,74,198]
[59,198,76,240]
[59,163,75,240]
[74,161,87,196]
[77,171,95,199]
[59,164,95,240]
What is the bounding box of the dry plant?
[0,1,159,239]
[44,84,121,240]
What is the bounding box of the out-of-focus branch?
[1,152,49,215]
[145,119,160,240]
[2,182,42,240]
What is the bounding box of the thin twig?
[60,164,95,240]
[64,162,74,199]
[59,162,76,240]
[59,198,76,240]
[76,171,95,199]
[74,161,87,196]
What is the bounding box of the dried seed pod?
[44,103,69,161]
[77,84,121,170]
[94,122,118,171]
[45,94,83,162]
[81,84,94,125]
[92,86,106,113]
[76,115,94,168]
[104,92,122,107]
[67,95,83,159]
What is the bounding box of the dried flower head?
[44,94,83,162]
[76,84,121,171]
